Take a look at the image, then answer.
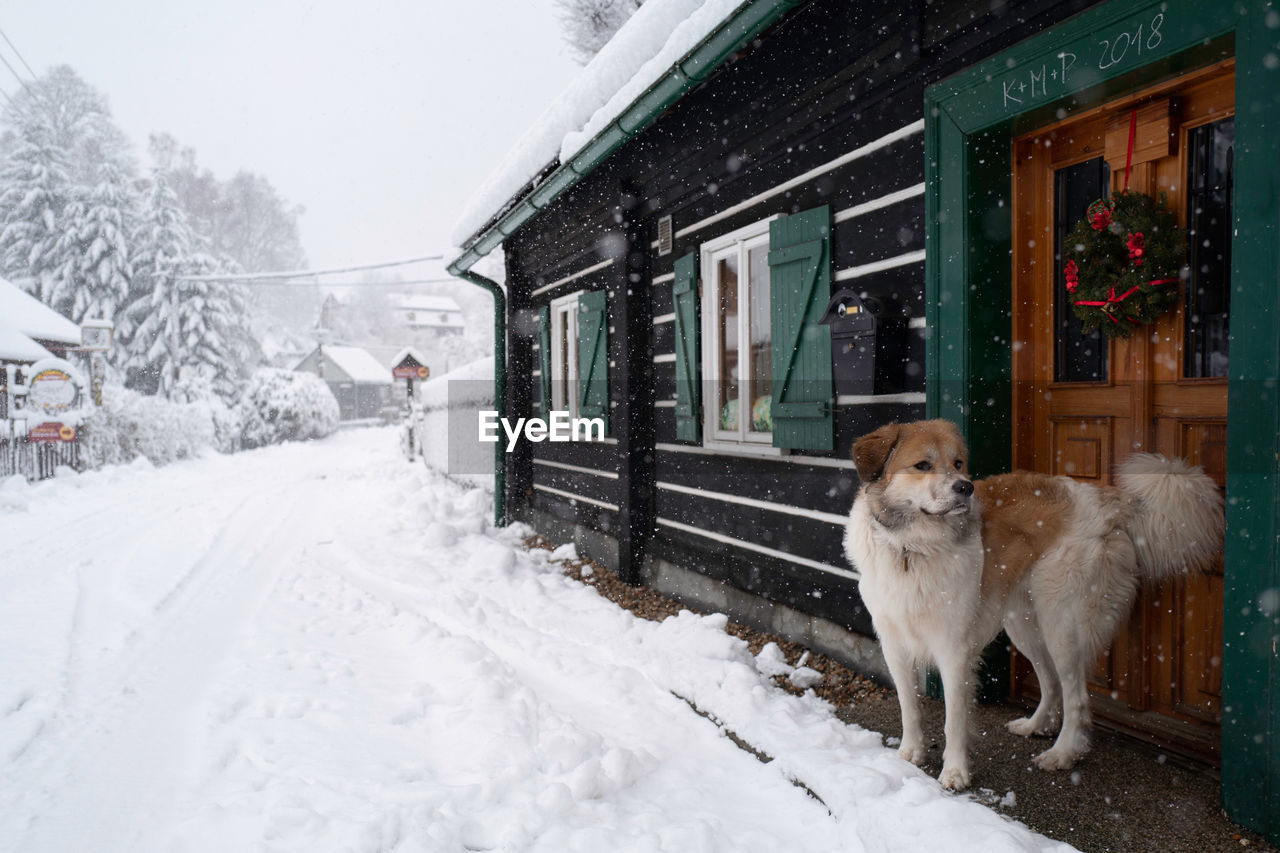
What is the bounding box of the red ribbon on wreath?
[1073,277,1179,323]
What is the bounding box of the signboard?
[80,320,114,352]
[28,422,76,443]
[27,365,81,419]
[393,365,430,380]
[9,358,87,423]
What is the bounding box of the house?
[1,276,85,475]
[446,0,1280,840]
[294,344,394,421]
[0,276,81,364]
[394,295,464,336]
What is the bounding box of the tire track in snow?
[3,483,328,853]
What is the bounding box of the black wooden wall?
[499,0,1102,634]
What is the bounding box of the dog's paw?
[1033,746,1080,771]
[938,764,971,791]
[898,742,927,766]
[1006,716,1054,737]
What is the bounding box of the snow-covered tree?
[174,251,253,401]
[125,167,193,396]
[0,66,138,312]
[49,161,136,323]
[0,127,72,300]
[126,166,254,401]
[555,0,645,64]
[1,65,134,187]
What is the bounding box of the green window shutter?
[537,305,552,418]
[672,252,701,442]
[768,205,834,451]
[577,290,609,431]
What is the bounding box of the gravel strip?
[526,535,1278,853]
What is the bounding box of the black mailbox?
[820,288,879,396]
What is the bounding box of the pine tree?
[126,167,192,396]
[50,161,136,323]
[0,128,72,301]
[175,252,252,401]
[127,167,254,401]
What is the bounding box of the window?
[700,218,776,446]
[549,291,581,416]
[672,204,833,452]
[1185,117,1233,379]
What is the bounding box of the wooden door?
[1011,62,1233,759]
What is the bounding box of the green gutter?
[446,0,803,277]
[452,268,507,528]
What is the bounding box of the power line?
[175,253,445,282]
[0,27,37,79]
[243,277,461,288]
[0,51,30,95]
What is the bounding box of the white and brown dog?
[842,419,1223,791]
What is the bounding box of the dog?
[842,419,1223,791]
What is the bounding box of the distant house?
[294,344,394,421]
[394,295,464,336]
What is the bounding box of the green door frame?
[924,0,1280,840]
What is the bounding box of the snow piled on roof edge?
[450,0,744,251]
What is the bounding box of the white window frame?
[699,215,780,452]
[549,290,581,417]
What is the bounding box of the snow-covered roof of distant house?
[450,0,746,251]
[0,276,81,345]
[0,324,54,362]
[390,347,429,369]
[317,345,393,385]
[394,295,462,313]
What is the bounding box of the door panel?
[1011,62,1233,758]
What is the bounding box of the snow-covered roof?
[320,346,393,385]
[390,346,429,369]
[419,357,495,409]
[0,276,81,345]
[394,295,462,313]
[0,324,54,362]
[450,0,742,250]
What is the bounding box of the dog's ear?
[853,423,901,484]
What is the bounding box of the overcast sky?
[2,0,580,275]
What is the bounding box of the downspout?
[452,268,507,528]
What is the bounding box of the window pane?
[717,254,740,431]
[747,243,771,433]
[1185,118,1233,378]
[557,308,570,410]
[1054,157,1110,382]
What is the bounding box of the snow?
[239,367,340,449]
[0,275,81,346]
[0,323,53,362]
[389,345,429,369]
[313,345,394,385]
[410,356,495,490]
[451,0,742,250]
[0,427,1076,852]
[393,294,463,313]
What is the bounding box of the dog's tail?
[1116,453,1224,582]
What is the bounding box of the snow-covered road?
[0,428,1073,852]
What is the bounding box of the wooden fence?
[0,421,80,481]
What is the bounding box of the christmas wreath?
[1062,189,1187,337]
